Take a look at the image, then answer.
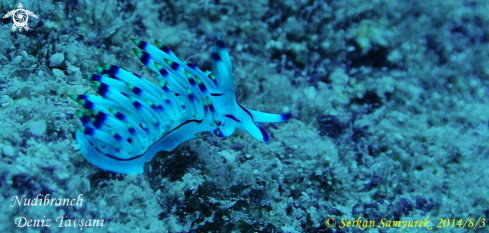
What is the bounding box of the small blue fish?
[72,34,291,174]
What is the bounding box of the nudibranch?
[71,34,291,174]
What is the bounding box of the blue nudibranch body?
[72,34,291,174]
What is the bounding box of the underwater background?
[1,0,488,232]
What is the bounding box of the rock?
[2,145,15,157]
[13,56,22,64]
[50,53,65,67]
[30,120,47,136]
[52,69,66,78]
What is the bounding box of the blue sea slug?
[71,34,291,174]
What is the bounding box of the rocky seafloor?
[1,0,488,232]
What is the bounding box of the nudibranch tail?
[249,110,293,123]
[73,34,291,174]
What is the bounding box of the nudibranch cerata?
[71,34,291,174]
